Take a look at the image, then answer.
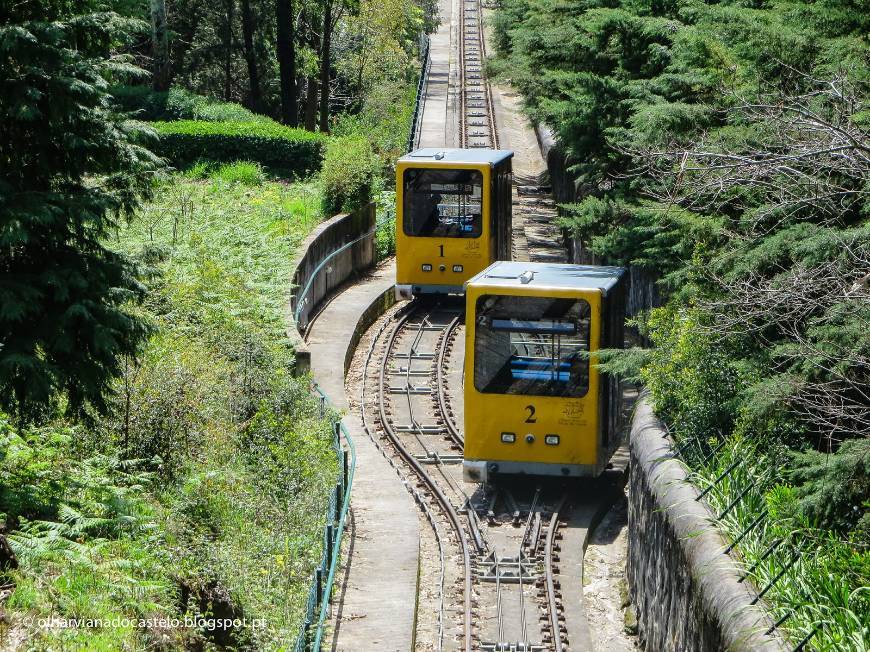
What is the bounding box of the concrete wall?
[343,285,396,375]
[627,397,787,652]
[287,203,377,374]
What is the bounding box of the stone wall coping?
[631,395,788,651]
[284,206,376,374]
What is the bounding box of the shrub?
[375,190,397,260]
[213,161,266,186]
[111,86,274,124]
[152,121,326,176]
[319,136,382,215]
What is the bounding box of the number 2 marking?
[525,405,537,423]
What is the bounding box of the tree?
[276,0,298,125]
[318,0,334,132]
[240,0,262,111]
[0,3,159,419]
[150,0,171,91]
[223,0,235,100]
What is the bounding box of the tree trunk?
[223,0,235,101]
[168,0,203,88]
[240,0,262,112]
[0,534,18,572]
[318,0,332,132]
[150,0,171,91]
[276,0,298,126]
[304,76,319,130]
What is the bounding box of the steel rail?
[436,313,464,446]
[544,495,568,652]
[458,0,468,147]
[476,0,499,149]
[379,307,474,652]
[360,315,449,652]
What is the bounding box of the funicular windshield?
[474,295,591,397]
[403,168,483,238]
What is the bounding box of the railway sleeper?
[388,385,431,394]
[414,453,463,464]
[394,424,443,433]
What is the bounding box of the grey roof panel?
[466,261,625,296]
[399,148,514,166]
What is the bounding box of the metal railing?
[291,28,429,650]
[407,34,431,153]
[292,214,395,332]
[289,211,392,650]
[293,385,356,652]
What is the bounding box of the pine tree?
[0,2,160,419]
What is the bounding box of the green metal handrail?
[293,383,356,651]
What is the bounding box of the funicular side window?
[474,295,591,398]
[403,168,483,238]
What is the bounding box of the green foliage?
[790,439,870,536]
[111,85,276,123]
[152,120,326,175]
[494,0,867,274]
[319,136,383,215]
[640,305,742,440]
[213,160,267,186]
[0,5,159,418]
[640,308,870,649]
[109,173,333,645]
[681,433,869,650]
[0,413,186,650]
[333,81,418,167]
[375,190,398,260]
[2,172,334,648]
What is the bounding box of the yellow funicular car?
[463,261,627,483]
[395,148,513,299]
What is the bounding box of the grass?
[212,160,267,186]
[638,306,868,651]
[1,168,336,650]
[677,434,869,650]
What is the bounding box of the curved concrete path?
[306,261,420,651]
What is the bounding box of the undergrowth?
[1,170,335,649]
[640,306,869,650]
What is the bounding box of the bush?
[152,121,326,176]
[213,161,266,186]
[111,86,274,124]
[319,137,382,215]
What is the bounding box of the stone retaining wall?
[287,203,377,374]
[628,397,787,652]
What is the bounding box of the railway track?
[457,0,565,264]
[359,300,602,651]
[459,0,498,148]
[346,2,620,647]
